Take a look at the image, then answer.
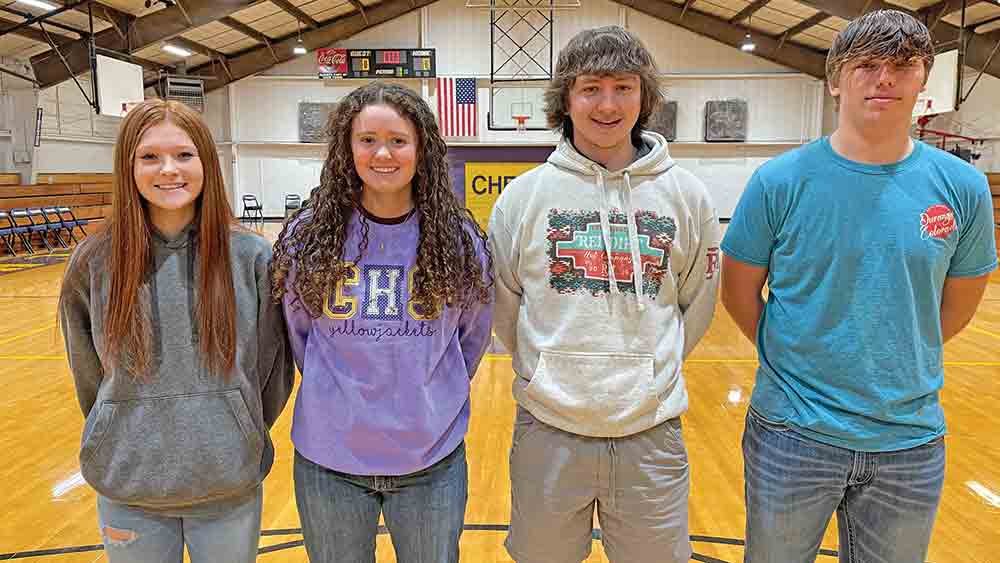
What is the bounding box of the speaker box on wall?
[649,100,678,142]
[704,99,748,142]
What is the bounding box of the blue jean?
[96,486,262,563]
[293,442,468,563]
[743,407,945,563]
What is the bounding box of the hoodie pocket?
[526,350,656,431]
[80,402,116,466]
[79,389,265,507]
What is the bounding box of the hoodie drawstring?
[596,167,646,312]
[608,438,617,510]
[596,169,621,302]
[622,171,645,311]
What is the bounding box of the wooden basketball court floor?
[1,237,998,562]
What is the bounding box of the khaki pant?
[505,406,691,563]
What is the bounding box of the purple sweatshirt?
[283,209,493,476]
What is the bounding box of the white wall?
[222,0,824,217]
[204,88,231,142]
[822,89,837,135]
[14,0,999,212]
[34,138,114,173]
[33,72,121,173]
[630,10,791,74]
[7,0,830,211]
[228,76,404,215]
[260,11,421,77]
[0,59,35,177]
[27,79,236,180]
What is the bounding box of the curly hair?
[271,82,492,318]
[544,25,663,146]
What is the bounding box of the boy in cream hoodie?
[488,26,720,563]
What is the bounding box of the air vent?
[163,75,205,113]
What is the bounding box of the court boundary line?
[0,529,840,560]
[968,325,1000,340]
[10,355,998,368]
[0,323,57,348]
[484,355,1000,367]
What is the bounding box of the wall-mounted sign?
[464,162,540,229]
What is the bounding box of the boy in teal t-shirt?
[722,10,996,563]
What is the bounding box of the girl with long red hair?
[59,99,294,563]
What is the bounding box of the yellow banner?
[464,162,540,230]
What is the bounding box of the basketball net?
[513,115,528,133]
[121,101,142,116]
[913,95,935,116]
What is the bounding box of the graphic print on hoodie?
[548,208,676,297]
[488,131,721,438]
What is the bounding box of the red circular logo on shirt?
[920,204,957,240]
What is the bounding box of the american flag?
[437,77,477,137]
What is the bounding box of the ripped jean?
[96,486,262,563]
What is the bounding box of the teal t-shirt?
[722,137,997,452]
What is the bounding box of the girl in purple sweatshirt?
[271,82,494,563]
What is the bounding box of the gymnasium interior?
[0,0,998,561]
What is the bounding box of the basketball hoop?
[121,101,142,116]
[912,94,937,123]
[513,115,529,132]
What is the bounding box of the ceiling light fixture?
[162,44,192,57]
[293,21,307,55]
[741,15,756,52]
[16,0,59,10]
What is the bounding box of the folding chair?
[284,194,302,220]
[0,211,19,256]
[11,208,50,252]
[241,195,264,230]
[6,209,35,254]
[30,207,69,250]
[57,207,89,239]
[43,206,77,245]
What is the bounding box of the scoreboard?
[317,48,436,79]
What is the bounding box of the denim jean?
[96,486,262,563]
[293,441,468,563]
[742,407,945,563]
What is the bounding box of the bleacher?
[0,173,111,257]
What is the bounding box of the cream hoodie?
[488,131,720,437]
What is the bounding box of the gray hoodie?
[59,224,294,512]
[488,131,721,437]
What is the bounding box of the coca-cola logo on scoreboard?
[317,48,348,77]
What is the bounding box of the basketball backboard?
[913,49,958,120]
[489,83,548,130]
[96,54,145,118]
